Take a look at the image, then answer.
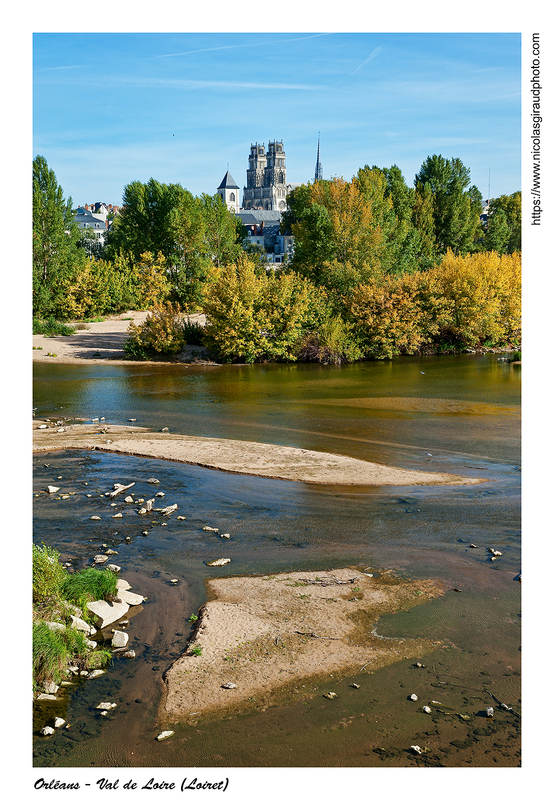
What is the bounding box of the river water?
[33,354,521,768]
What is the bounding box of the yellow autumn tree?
[429,250,521,346]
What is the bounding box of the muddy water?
[32,354,520,767]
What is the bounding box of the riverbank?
[33,421,484,487]
[161,567,444,723]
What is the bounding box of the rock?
[70,615,94,634]
[170,579,179,585]
[104,549,118,555]
[161,427,169,432]
[177,516,186,520]
[349,683,360,689]
[160,504,178,516]
[323,692,337,699]
[93,554,109,564]
[111,630,129,648]
[90,516,101,520]
[117,589,144,606]
[413,662,425,668]
[96,702,117,711]
[488,548,502,556]
[221,683,237,689]
[116,578,132,591]
[156,730,174,741]
[85,639,97,649]
[156,491,165,497]
[220,533,231,539]
[87,598,130,628]
[54,717,66,728]
[36,694,58,701]
[138,507,147,515]
[40,726,55,736]
[203,526,219,532]
[87,670,106,680]
[486,706,494,717]
[45,621,65,633]
[409,694,418,701]
[206,558,230,567]
[38,424,48,429]
[47,485,60,493]
[422,706,432,714]
[123,650,136,659]
[112,513,123,518]
[469,543,477,548]
[41,681,59,695]
[142,530,149,536]
[147,478,160,484]
[458,714,471,720]
[410,745,430,754]
[106,564,121,573]
[124,496,134,503]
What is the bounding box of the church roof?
[218,171,239,190]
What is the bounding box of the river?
[33,353,520,768]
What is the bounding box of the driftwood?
[295,631,343,640]
[484,688,520,717]
[297,578,358,587]
[109,482,135,498]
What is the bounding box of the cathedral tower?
[242,140,288,211]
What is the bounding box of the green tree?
[414,155,482,255]
[487,192,521,252]
[33,155,88,318]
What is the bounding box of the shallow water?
[33,354,521,767]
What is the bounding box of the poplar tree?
[33,155,87,318]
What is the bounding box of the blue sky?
[33,31,521,206]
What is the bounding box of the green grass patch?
[33,544,66,604]
[61,568,118,612]
[33,317,76,336]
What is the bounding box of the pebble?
[222,682,237,689]
[156,730,174,741]
[409,693,418,701]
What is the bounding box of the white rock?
[70,615,94,634]
[410,745,422,754]
[87,598,130,628]
[116,578,132,591]
[90,516,101,520]
[87,670,106,680]
[47,486,60,493]
[124,496,134,503]
[147,478,160,484]
[156,730,174,741]
[112,513,123,519]
[123,650,136,659]
[486,706,494,717]
[117,589,144,606]
[203,526,219,532]
[41,681,59,695]
[96,702,117,711]
[207,558,230,567]
[54,717,65,728]
[409,694,418,701]
[160,504,178,516]
[93,554,109,564]
[221,683,237,689]
[422,706,432,714]
[105,564,121,573]
[177,516,186,520]
[38,424,48,429]
[40,726,55,736]
[36,694,57,701]
[111,630,129,648]
[156,491,165,497]
[45,621,65,632]
[220,533,231,539]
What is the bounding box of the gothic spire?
[314,133,323,182]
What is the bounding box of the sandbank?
[160,567,444,722]
[33,422,483,486]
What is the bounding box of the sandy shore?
[32,311,208,365]
[33,422,483,486]
[160,567,444,722]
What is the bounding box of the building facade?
[242,140,290,211]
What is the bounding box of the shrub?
[124,302,187,359]
[33,544,66,604]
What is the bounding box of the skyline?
[33,32,521,207]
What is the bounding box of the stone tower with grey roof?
[217,171,240,213]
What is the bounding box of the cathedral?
[242,140,291,211]
[217,138,320,213]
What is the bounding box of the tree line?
[32,154,521,361]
